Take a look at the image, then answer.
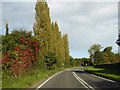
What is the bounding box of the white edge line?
[91,74,116,83]
[73,72,95,90]
[35,70,63,90]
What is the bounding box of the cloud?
[2,2,36,34]
[0,2,2,32]
[1,0,119,2]
[1,1,118,58]
[48,2,118,57]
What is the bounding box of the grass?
[2,65,63,88]
[84,66,120,82]
[3,65,119,88]
[2,65,80,88]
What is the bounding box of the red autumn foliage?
[2,52,9,65]
[2,36,39,76]
[20,36,25,43]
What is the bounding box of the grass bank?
[2,65,64,88]
[2,65,80,88]
[84,66,120,82]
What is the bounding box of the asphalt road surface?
[36,68,120,90]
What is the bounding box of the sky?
[1,0,119,58]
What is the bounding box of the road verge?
[84,66,120,83]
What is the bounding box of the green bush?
[45,52,57,69]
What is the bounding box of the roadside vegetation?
[74,44,120,82]
[1,0,120,88]
[2,65,62,88]
[84,64,120,82]
[2,56,79,88]
[83,44,120,82]
[1,1,80,88]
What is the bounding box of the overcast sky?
[1,0,119,58]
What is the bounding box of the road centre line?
[73,72,95,90]
[73,72,88,89]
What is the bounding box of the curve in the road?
[35,68,120,89]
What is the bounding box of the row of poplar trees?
[33,1,70,68]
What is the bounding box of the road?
[36,68,120,90]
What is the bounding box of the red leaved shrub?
[2,36,39,77]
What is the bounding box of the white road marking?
[91,74,116,83]
[73,72,88,89]
[73,72,95,90]
[35,70,63,90]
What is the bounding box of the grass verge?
[84,66,120,82]
[2,65,80,88]
[2,65,63,88]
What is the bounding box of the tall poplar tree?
[5,19,9,36]
[33,0,70,67]
[63,34,70,63]
[33,1,52,57]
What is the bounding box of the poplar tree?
[58,32,65,64]
[33,0,70,67]
[5,19,9,36]
[63,34,70,63]
[51,22,57,54]
[33,1,52,57]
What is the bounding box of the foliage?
[63,34,70,64]
[2,65,62,88]
[88,44,102,64]
[93,51,104,64]
[88,44,102,55]
[44,52,57,69]
[84,66,120,81]
[2,29,39,77]
[2,29,32,52]
[33,1,70,67]
[2,0,70,80]
[69,56,74,65]
[69,57,83,66]
[103,46,112,53]
[88,44,120,65]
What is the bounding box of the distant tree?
[103,46,112,53]
[88,44,102,55]
[114,53,120,63]
[102,52,110,64]
[88,44,102,63]
[103,46,116,64]
[94,51,104,65]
